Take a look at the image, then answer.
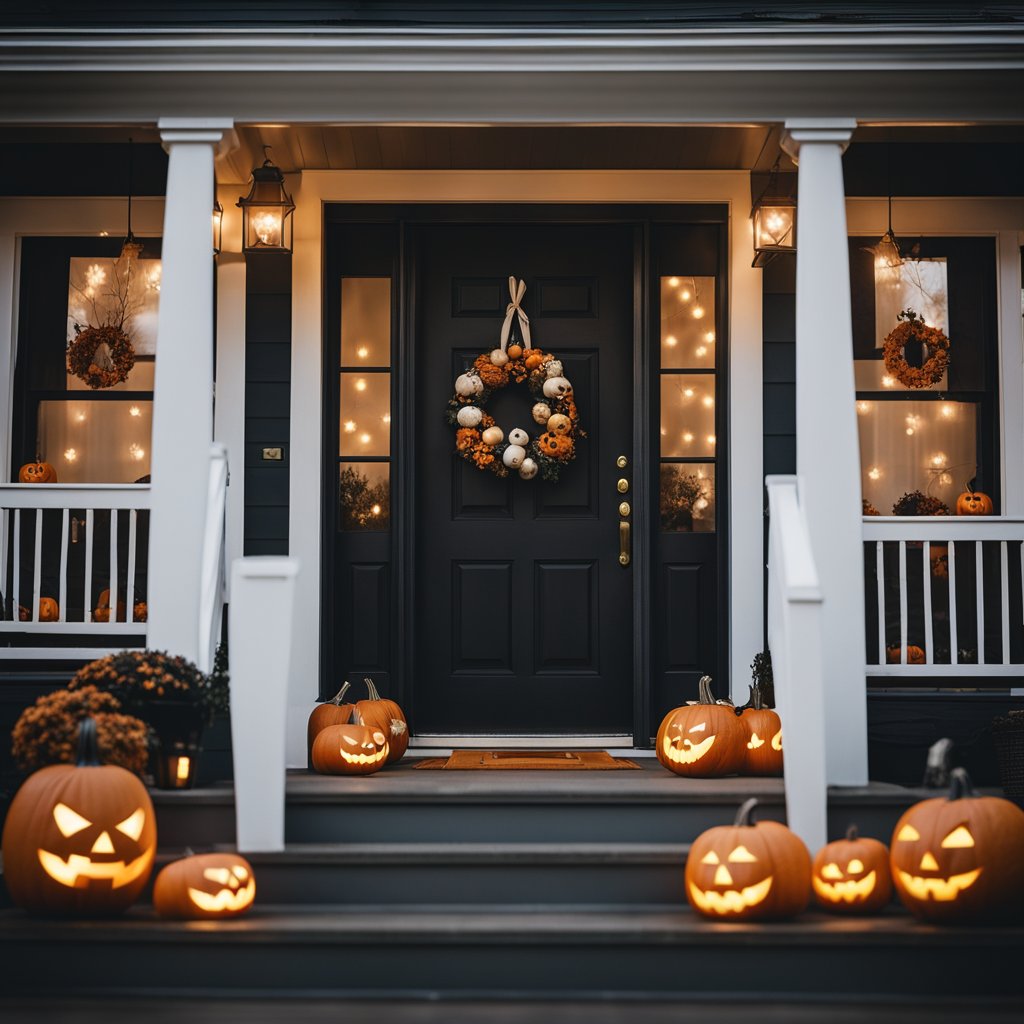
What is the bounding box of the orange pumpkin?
[507,344,523,361]
[890,767,1024,923]
[812,825,893,915]
[354,677,408,764]
[886,645,926,665]
[307,681,354,761]
[18,598,60,622]
[310,713,389,776]
[1,718,156,916]
[153,853,256,920]
[686,798,812,921]
[956,489,993,516]
[656,675,746,778]
[737,683,783,777]
[525,354,543,371]
[93,589,127,623]
[19,458,57,484]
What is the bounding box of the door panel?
[413,222,634,735]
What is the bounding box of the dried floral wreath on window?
[67,323,136,389]
[444,277,584,483]
[892,490,950,517]
[882,308,950,390]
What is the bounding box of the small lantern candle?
[153,740,200,790]
[237,149,295,254]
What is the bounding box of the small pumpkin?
[310,712,389,776]
[812,825,893,914]
[93,588,126,624]
[737,682,783,777]
[354,677,408,764]
[956,488,993,516]
[19,598,60,622]
[19,457,57,484]
[1,718,156,916]
[307,681,354,761]
[886,645,926,665]
[686,798,812,921]
[656,675,746,778]
[153,853,256,920]
[890,767,1024,923]
[507,344,523,360]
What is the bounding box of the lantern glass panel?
[244,206,292,251]
[753,204,796,251]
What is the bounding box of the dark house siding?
[762,258,797,479]
[243,254,292,555]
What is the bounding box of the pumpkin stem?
[845,824,859,842]
[364,676,381,701]
[76,716,102,767]
[734,797,759,827]
[948,766,977,800]
[697,675,716,706]
[326,681,351,706]
[750,683,764,712]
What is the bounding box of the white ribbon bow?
[499,275,531,353]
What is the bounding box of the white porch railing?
[766,475,828,852]
[0,483,151,656]
[197,443,229,674]
[863,517,1024,679]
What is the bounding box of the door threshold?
[408,735,651,753]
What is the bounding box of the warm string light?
[867,466,881,481]
[881,375,896,388]
[63,448,77,463]
[856,401,871,414]
[343,420,356,433]
[128,443,145,461]
[665,335,678,347]
[354,379,367,392]
[357,346,369,360]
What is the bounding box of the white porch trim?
[288,168,763,769]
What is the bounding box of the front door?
[412,222,635,735]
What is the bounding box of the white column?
[148,119,233,661]
[781,119,868,786]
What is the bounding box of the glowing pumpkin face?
[738,684,783,777]
[685,798,812,921]
[956,489,993,516]
[19,459,57,484]
[656,676,746,778]
[153,853,256,920]
[1,719,156,916]
[812,825,893,914]
[890,768,1024,923]
[310,715,389,776]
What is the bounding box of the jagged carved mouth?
[188,878,256,912]
[339,745,388,766]
[897,868,981,902]
[37,848,153,889]
[813,870,877,903]
[688,876,773,914]
[662,733,716,765]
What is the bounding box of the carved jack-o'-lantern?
[886,645,926,665]
[353,677,408,764]
[686,798,812,921]
[19,458,57,484]
[153,853,256,919]
[656,675,746,777]
[737,683,783,777]
[956,488,993,516]
[310,713,390,776]
[307,681,354,761]
[812,825,893,914]
[93,589,126,623]
[1,718,156,916]
[19,598,60,622]
[890,767,1024,923]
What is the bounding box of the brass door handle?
[619,520,631,566]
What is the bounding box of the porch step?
[202,842,691,907]
[1,905,1022,1000]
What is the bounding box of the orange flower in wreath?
[456,428,480,451]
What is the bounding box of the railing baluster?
[949,541,958,664]
[0,507,8,619]
[876,541,886,665]
[923,541,934,664]
[58,509,69,622]
[1001,540,1010,665]
[32,509,43,622]
[898,540,908,664]
[109,509,119,626]
[84,509,94,623]
[126,509,138,621]
[976,540,985,666]
[12,509,21,619]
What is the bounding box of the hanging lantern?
[863,193,904,284]
[751,159,796,269]
[237,149,294,254]
[212,199,224,256]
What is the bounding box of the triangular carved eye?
[896,823,920,842]
[821,863,844,880]
[204,867,232,885]
[688,722,707,734]
[941,825,974,849]
[700,850,720,865]
[115,808,146,842]
[53,803,91,837]
[728,845,758,863]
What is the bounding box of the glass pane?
[339,462,390,531]
[341,278,391,367]
[660,375,716,458]
[339,373,391,456]
[661,463,715,533]
[857,399,980,515]
[854,357,948,393]
[660,275,716,369]
[36,400,152,484]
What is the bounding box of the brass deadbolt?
[617,478,629,494]
[616,455,628,469]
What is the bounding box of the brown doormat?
[414,750,641,770]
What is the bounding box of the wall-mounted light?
[212,199,224,256]
[237,148,294,254]
[751,158,796,269]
